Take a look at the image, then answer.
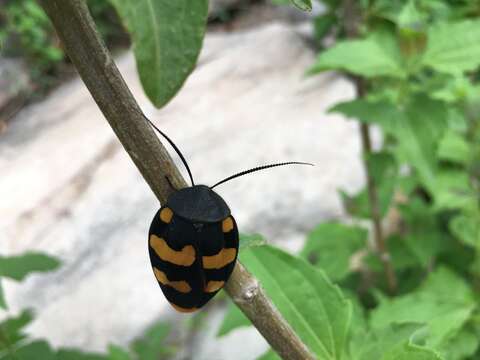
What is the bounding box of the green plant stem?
[38,0,315,358]
[359,116,398,294]
[343,0,398,294]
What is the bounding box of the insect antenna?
[210,162,313,189]
[142,114,195,187]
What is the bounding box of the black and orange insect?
[146,117,311,313]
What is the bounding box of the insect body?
[149,185,238,312]
[145,116,311,313]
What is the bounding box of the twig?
[359,111,398,293]
[38,0,316,358]
[342,0,398,293]
[224,262,315,360]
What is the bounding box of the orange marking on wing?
[204,280,225,293]
[150,235,195,266]
[153,268,191,293]
[159,207,173,223]
[222,217,234,232]
[202,248,237,269]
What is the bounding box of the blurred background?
[0,0,363,359]
[2,0,479,359]
[0,1,363,358]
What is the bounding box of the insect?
[146,117,311,313]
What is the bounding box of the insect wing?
[148,207,204,312]
[200,216,239,299]
[148,207,239,312]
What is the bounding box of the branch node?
[242,280,260,302]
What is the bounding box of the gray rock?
[209,0,242,16]
[0,23,361,356]
[0,58,30,121]
[0,58,30,104]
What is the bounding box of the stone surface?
[0,58,30,123]
[0,22,361,357]
[209,1,323,32]
[209,0,242,16]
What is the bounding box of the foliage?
[12,0,480,359]
[0,252,174,360]
[108,0,209,108]
[271,0,313,12]
[108,0,312,107]
[218,243,440,360]
[302,0,480,359]
[97,0,480,358]
[0,252,61,281]
[219,243,353,359]
[0,0,63,79]
[215,0,480,359]
[301,223,367,281]
[0,0,125,88]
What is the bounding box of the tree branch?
[39,0,315,358]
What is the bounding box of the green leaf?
[421,266,474,304]
[383,342,443,360]
[426,307,473,349]
[217,301,250,337]
[131,322,172,360]
[350,323,441,360]
[109,0,208,108]
[422,20,480,75]
[439,327,479,360]
[270,0,312,11]
[313,13,336,42]
[0,280,7,310]
[290,0,312,11]
[385,235,420,271]
[438,239,480,276]
[239,233,266,250]
[449,212,480,248]
[332,95,448,194]
[107,344,131,360]
[392,95,448,193]
[341,152,398,219]
[366,152,397,187]
[11,340,56,360]
[240,245,352,359]
[416,1,453,21]
[437,131,471,165]
[341,289,367,336]
[370,267,475,351]
[329,99,401,134]
[399,198,448,267]
[308,31,405,78]
[301,223,367,281]
[431,169,472,211]
[432,75,479,103]
[446,107,468,133]
[55,349,107,360]
[0,310,34,350]
[0,252,61,281]
[369,1,402,22]
[257,350,280,360]
[396,0,427,30]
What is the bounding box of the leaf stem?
[342,0,398,294]
[359,117,398,293]
[38,0,316,357]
